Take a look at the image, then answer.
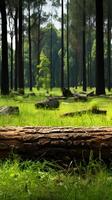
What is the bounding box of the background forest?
[0,0,111,95]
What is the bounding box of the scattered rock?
[0,106,19,115]
[35,98,60,109]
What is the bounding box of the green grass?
[0,159,111,200]
[0,89,112,127]
[0,88,112,199]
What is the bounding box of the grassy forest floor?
[0,88,112,199]
[0,88,112,127]
[0,159,111,200]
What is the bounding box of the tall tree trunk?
[67,0,70,90]
[18,0,24,94]
[82,0,86,91]
[10,35,13,90]
[36,7,41,89]
[107,0,111,92]
[96,0,105,95]
[61,0,64,93]
[37,9,41,66]
[0,1,9,95]
[14,8,18,91]
[28,0,32,91]
[50,13,53,89]
[88,16,92,88]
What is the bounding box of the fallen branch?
[62,108,107,117]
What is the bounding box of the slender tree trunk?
[10,35,13,90]
[36,8,41,89]
[67,0,70,90]
[96,0,105,95]
[75,51,78,88]
[50,12,53,89]
[37,10,41,66]
[28,0,32,91]
[87,50,90,87]
[0,1,9,95]
[82,0,86,91]
[88,16,92,88]
[107,0,111,91]
[18,0,24,94]
[61,0,64,92]
[14,8,18,91]
[22,2,25,89]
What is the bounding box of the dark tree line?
[0,0,111,95]
[70,0,112,95]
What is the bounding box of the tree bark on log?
[0,127,112,163]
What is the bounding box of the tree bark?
[10,35,13,90]
[0,127,112,163]
[28,0,32,91]
[82,0,86,92]
[37,8,41,66]
[67,0,70,90]
[96,0,105,95]
[61,0,64,93]
[18,0,24,93]
[107,0,111,92]
[0,0,9,95]
[14,8,18,91]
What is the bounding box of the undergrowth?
[0,159,111,200]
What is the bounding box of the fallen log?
[62,110,89,117]
[73,93,87,101]
[62,109,107,117]
[47,96,67,100]
[79,91,94,97]
[0,127,112,164]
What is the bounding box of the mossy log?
[0,127,112,163]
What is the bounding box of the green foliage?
[0,159,111,200]
[36,51,50,90]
